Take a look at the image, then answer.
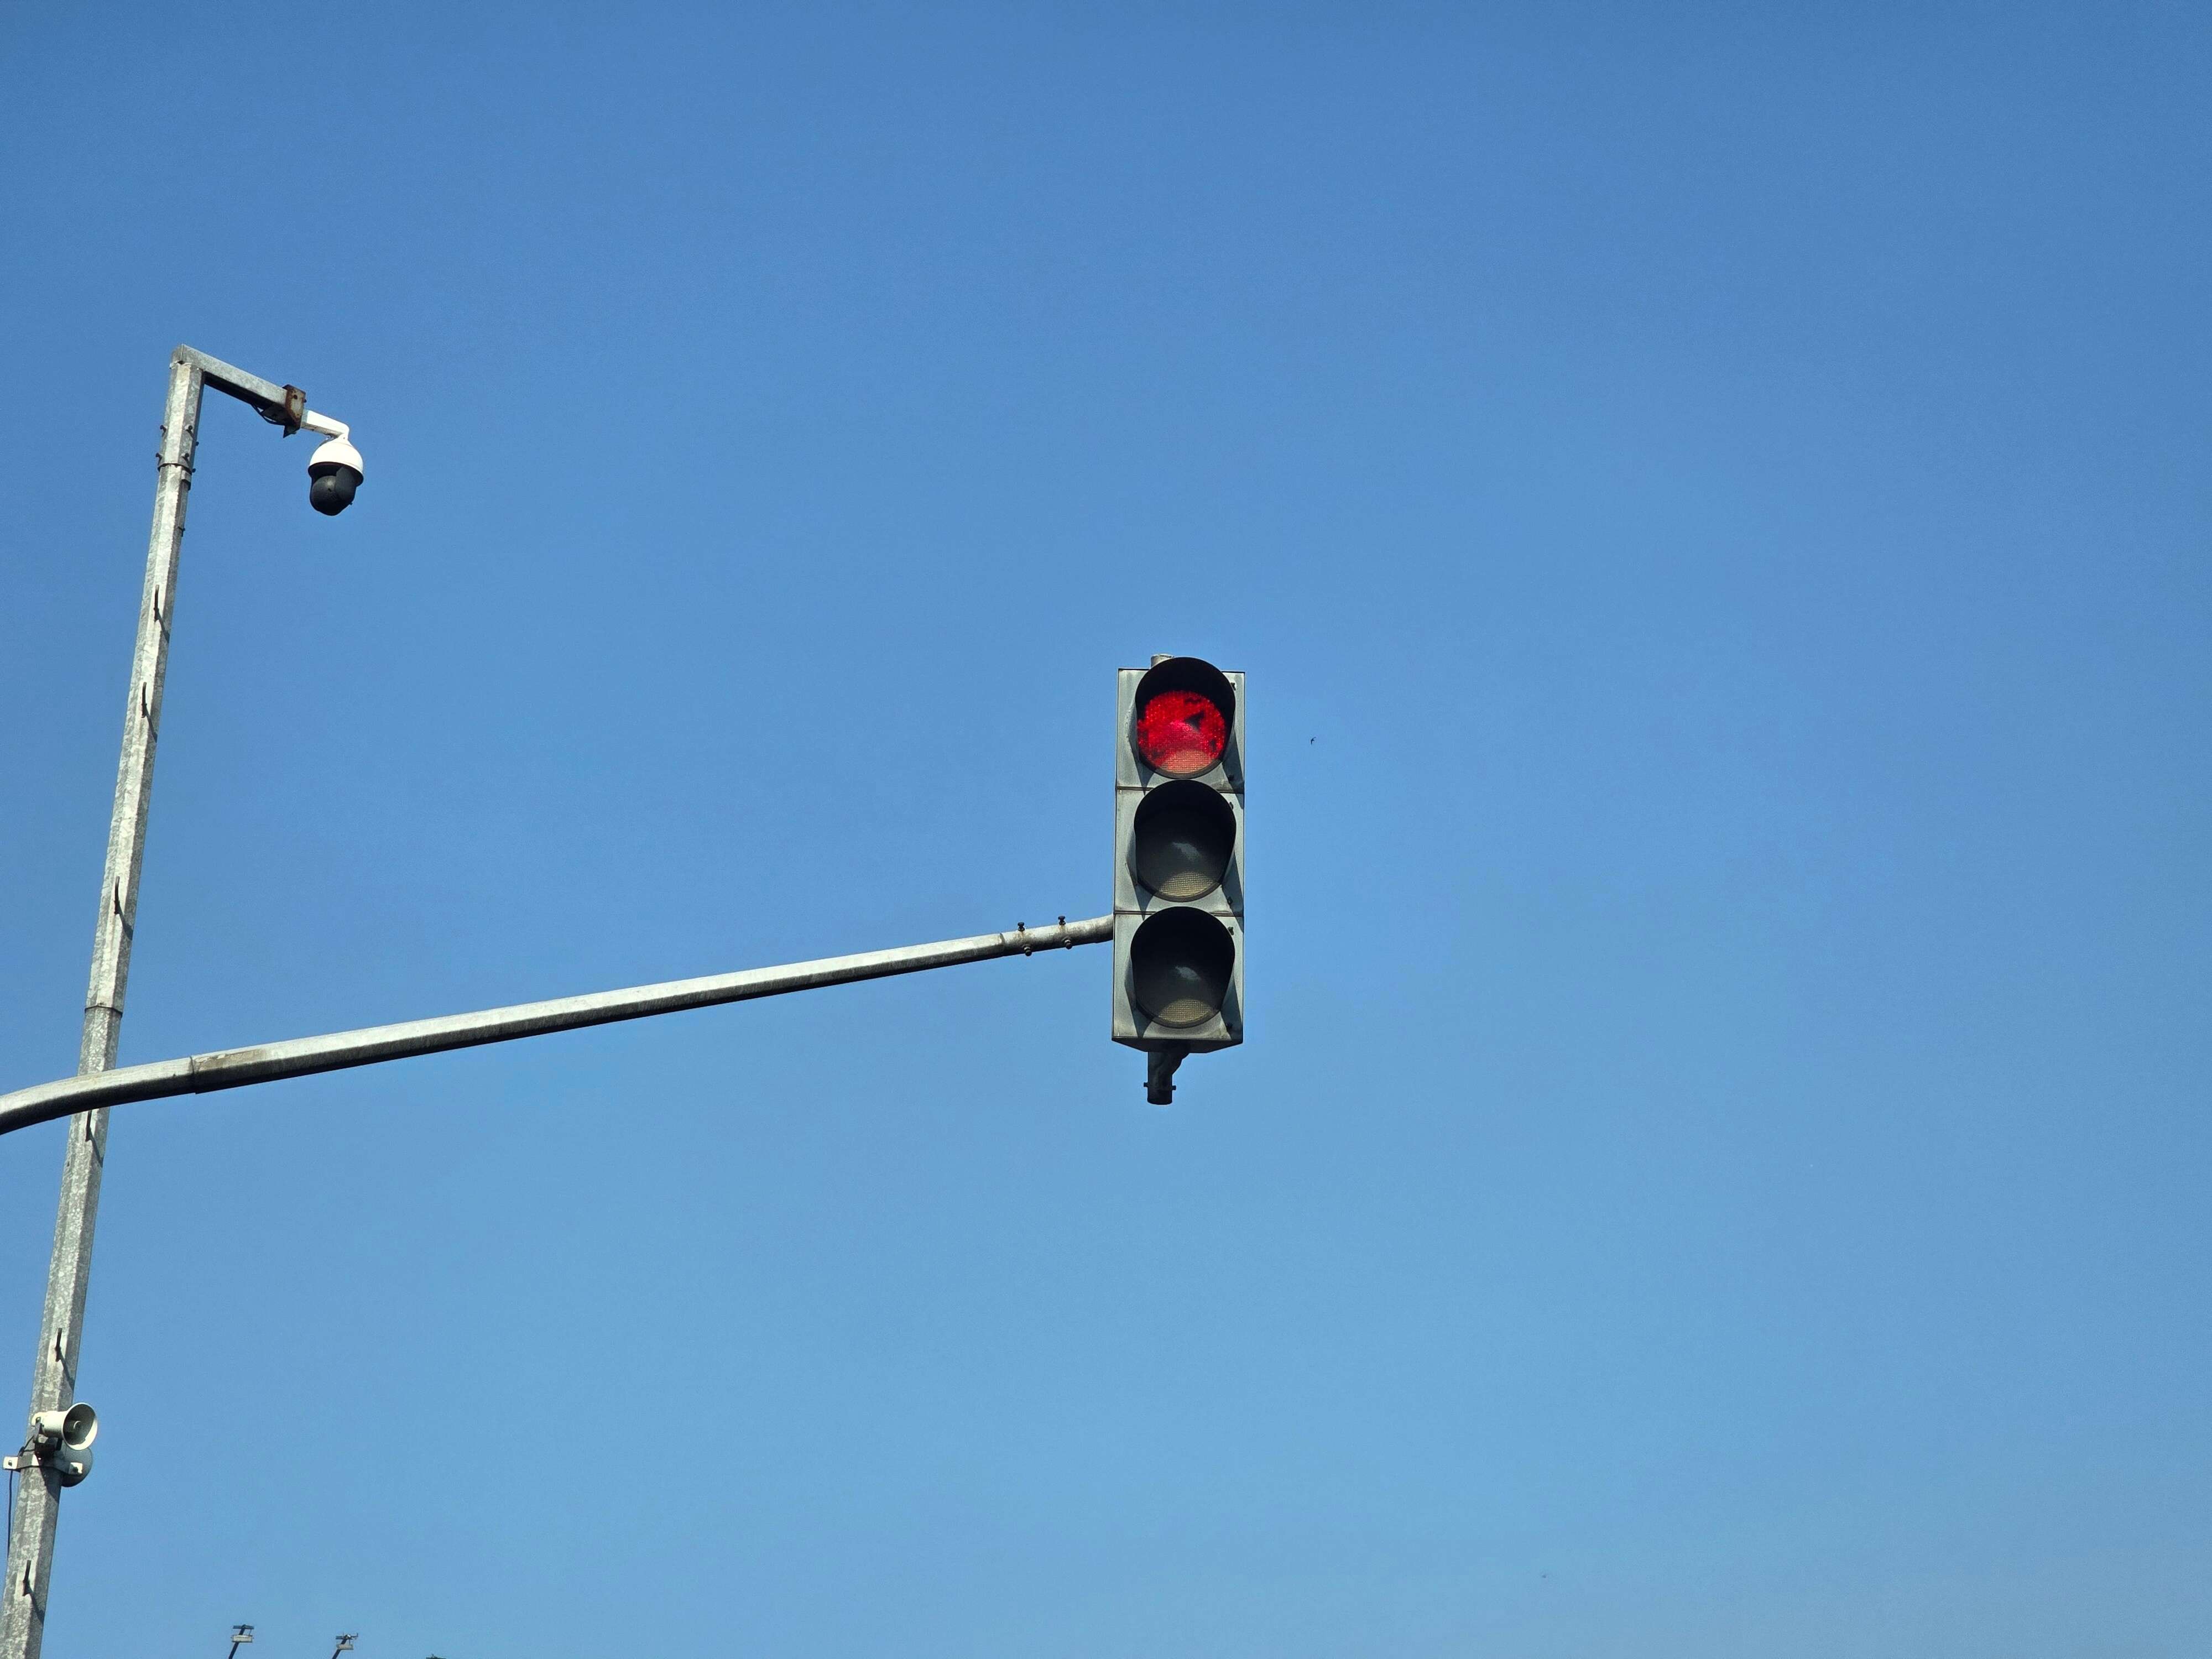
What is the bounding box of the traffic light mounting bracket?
[1146,1048,1186,1105]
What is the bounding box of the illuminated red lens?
[1135,690,1227,776]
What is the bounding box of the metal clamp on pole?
[270,385,306,435]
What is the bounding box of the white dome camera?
[300,410,363,517]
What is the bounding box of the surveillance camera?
[299,411,363,516]
[308,436,363,516]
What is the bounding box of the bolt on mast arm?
[0,916,1110,1138]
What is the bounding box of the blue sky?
[2,4,2208,1655]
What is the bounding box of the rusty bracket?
[254,384,307,434]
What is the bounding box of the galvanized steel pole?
[1,348,307,1659]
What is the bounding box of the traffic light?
[1114,655,1244,1103]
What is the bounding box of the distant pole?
[331,1635,357,1658]
[226,1626,255,1659]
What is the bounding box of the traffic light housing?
[1114,656,1244,1101]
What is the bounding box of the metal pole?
[0,915,1114,1135]
[1,353,203,1659]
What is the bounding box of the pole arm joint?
[173,345,305,434]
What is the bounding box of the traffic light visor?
[1129,908,1236,1029]
[1133,658,1235,777]
[1130,780,1235,901]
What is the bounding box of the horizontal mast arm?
[0,915,1111,1138]
[175,346,293,418]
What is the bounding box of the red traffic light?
[1114,654,1244,1082]
[1131,658,1237,778]
[1135,689,1227,776]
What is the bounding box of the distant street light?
[331,1636,358,1658]
[226,1626,255,1659]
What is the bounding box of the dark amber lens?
[1130,781,1234,901]
[1134,689,1227,776]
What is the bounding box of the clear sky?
[2,5,2208,1655]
